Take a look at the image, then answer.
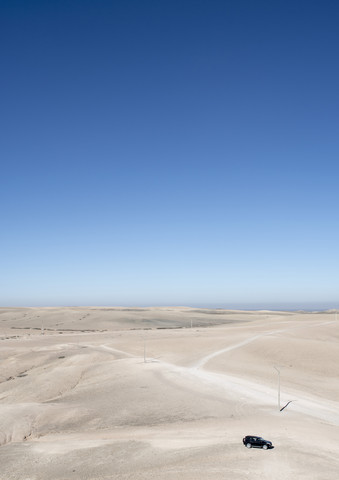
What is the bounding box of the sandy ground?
[0,307,338,480]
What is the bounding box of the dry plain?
[0,307,338,480]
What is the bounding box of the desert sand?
[0,307,338,479]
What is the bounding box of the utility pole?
[274,366,281,411]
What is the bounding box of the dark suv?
[243,436,273,449]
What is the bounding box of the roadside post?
[274,366,281,411]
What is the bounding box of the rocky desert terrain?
[0,307,338,479]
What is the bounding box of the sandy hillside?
[0,307,338,480]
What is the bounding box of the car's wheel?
[263,444,268,450]
[246,443,252,448]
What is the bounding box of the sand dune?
[0,307,338,479]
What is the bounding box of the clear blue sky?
[1,0,338,308]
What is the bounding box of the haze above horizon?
[1,0,339,308]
